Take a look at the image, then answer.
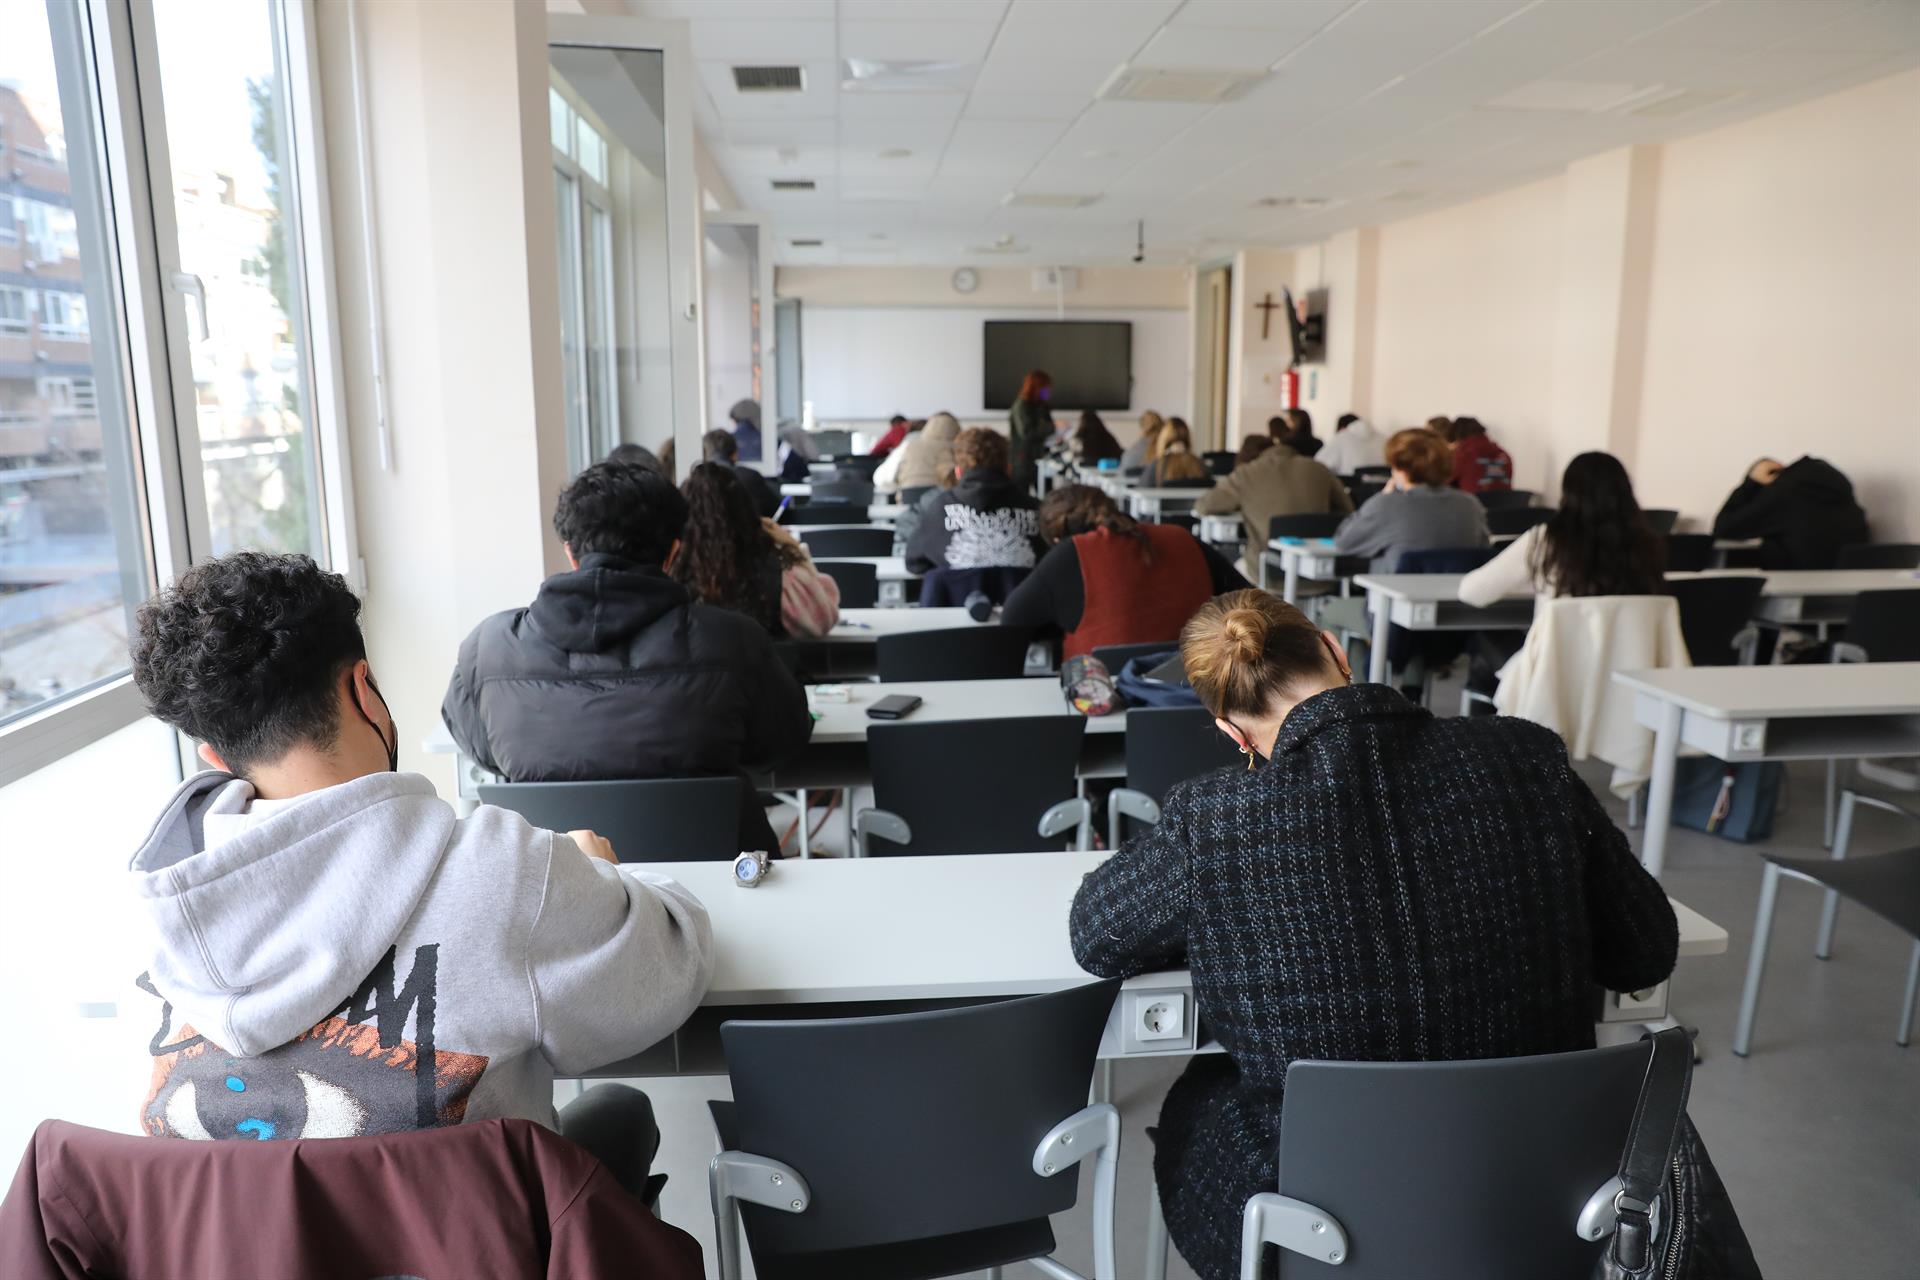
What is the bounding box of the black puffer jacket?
[442,554,811,848]
[902,468,1045,573]
[1712,456,1869,569]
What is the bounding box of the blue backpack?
[1114,651,1202,709]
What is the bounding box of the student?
[870,413,911,458]
[727,398,763,463]
[1333,427,1489,571]
[1279,408,1321,458]
[672,462,840,638]
[1141,418,1210,486]
[701,427,778,518]
[1315,413,1387,476]
[1194,426,1352,578]
[1712,455,1869,570]
[1234,434,1273,467]
[126,551,711,1197]
[1445,415,1513,492]
[903,426,1044,574]
[1068,590,1678,1280]
[1003,485,1247,657]
[1007,369,1055,492]
[876,412,957,499]
[606,441,664,475]
[776,421,820,483]
[1068,410,1124,467]
[444,460,813,851]
[1119,409,1166,472]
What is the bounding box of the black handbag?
[1594,1028,1764,1280]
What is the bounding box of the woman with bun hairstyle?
[1119,409,1166,472]
[1068,590,1678,1280]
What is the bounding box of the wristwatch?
[732,851,772,888]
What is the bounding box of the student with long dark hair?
[1068,590,1677,1280]
[671,462,839,638]
[1068,410,1124,466]
[1002,484,1246,658]
[1459,451,1665,605]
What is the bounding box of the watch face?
[733,853,766,886]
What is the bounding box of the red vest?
[1066,525,1214,660]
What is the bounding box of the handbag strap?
[1616,1027,1693,1210]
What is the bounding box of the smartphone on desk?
[866,694,923,721]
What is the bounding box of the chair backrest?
[898,484,933,508]
[1665,575,1765,667]
[1486,507,1555,537]
[1843,590,1920,662]
[1346,480,1386,506]
[812,480,875,505]
[719,980,1120,1257]
[474,777,742,860]
[1641,508,1679,535]
[784,503,867,526]
[808,428,854,456]
[1394,546,1497,575]
[1092,641,1178,674]
[831,454,885,479]
[920,565,1029,608]
[1352,465,1391,482]
[1474,488,1536,510]
[1837,542,1920,570]
[1125,706,1242,801]
[800,526,895,558]
[1268,513,1345,541]
[877,626,1032,680]
[1665,532,1714,572]
[815,560,878,608]
[867,716,1086,854]
[1204,449,1237,475]
[1273,1042,1652,1280]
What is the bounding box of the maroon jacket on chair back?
[0,1117,703,1279]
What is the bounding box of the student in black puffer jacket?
[1712,455,1869,569]
[443,458,811,851]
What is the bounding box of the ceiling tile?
[836,0,1009,21]
[841,21,1001,63]
[962,93,1092,120]
[1171,0,1353,31]
[1134,24,1314,71]
[970,54,1118,98]
[994,0,1182,64]
[632,0,833,19]
[696,59,839,119]
[687,19,837,62]
[1631,0,1872,52]
[1795,0,1920,54]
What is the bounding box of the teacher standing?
[1008,368,1055,493]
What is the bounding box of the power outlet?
[1602,981,1670,1022]
[1136,994,1184,1041]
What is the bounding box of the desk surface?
[819,607,976,642]
[806,677,1124,744]
[813,555,916,581]
[633,854,1726,1007]
[1615,662,1920,719]
[1355,567,1920,604]
[1130,486,1212,502]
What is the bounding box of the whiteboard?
[800,306,1190,421]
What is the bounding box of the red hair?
[1017,370,1052,402]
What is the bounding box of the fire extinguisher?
[1282,368,1300,410]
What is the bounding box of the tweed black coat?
[1068,684,1679,1280]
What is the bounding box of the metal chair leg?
[1734,863,1783,1057]
[1145,1179,1169,1280]
[1823,758,1838,848]
[1817,790,1857,959]
[1900,941,1920,1048]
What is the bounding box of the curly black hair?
[130,552,366,770]
[553,458,688,565]
[672,461,775,605]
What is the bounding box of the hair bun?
[1220,606,1269,666]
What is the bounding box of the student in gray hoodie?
[125,551,711,1197]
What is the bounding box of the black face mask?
[354,675,399,773]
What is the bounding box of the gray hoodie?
[128,771,711,1141]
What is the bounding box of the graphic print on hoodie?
[129,771,712,1142]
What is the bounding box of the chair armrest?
[1577,1175,1624,1242]
[1730,624,1761,665]
[1239,1193,1348,1279]
[1831,641,1869,664]
[1032,1102,1119,1177]
[1841,788,1920,827]
[1039,797,1093,850]
[854,808,911,856]
[1458,687,1496,717]
[1106,788,1161,851]
[709,1150,811,1213]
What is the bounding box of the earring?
[1241,744,1255,770]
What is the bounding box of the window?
[0,196,17,246]
[575,116,607,185]
[22,199,79,262]
[38,289,87,340]
[548,75,623,471]
[0,285,26,336]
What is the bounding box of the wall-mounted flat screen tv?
[983,320,1132,411]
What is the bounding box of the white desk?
[1354,569,1920,684]
[805,676,1126,746]
[604,854,1725,1077]
[816,607,975,644]
[1198,514,1243,548]
[1616,663,1920,877]
[1264,537,1366,603]
[1126,486,1210,522]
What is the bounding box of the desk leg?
[1367,595,1390,685]
[795,792,810,859]
[1639,701,1682,879]
[1283,560,1300,606]
[1145,1182,1169,1280]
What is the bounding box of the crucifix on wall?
[1254,291,1281,340]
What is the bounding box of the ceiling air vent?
[732,65,805,93]
[789,238,824,248]
[770,179,818,192]
[1099,66,1265,105]
[1003,192,1100,209]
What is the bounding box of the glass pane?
[704,220,762,460]
[553,170,585,471]
[151,0,322,558]
[548,86,571,155]
[0,1,147,727]
[548,48,671,471]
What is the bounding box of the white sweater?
[1458,524,1557,606]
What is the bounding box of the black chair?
[1665,575,1764,666]
[1641,508,1680,534]
[1388,546,1499,673]
[708,980,1123,1280]
[1091,641,1179,676]
[1352,465,1391,484]
[830,454,885,479]
[897,484,933,509]
[1486,506,1555,537]
[784,503,868,526]
[1230,1041,1661,1279]
[1665,532,1715,572]
[1346,479,1386,506]
[816,560,878,609]
[1837,542,1920,569]
[1735,816,1920,1055]
[1203,449,1236,475]
[1474,489,1536,510]
[1106,706,1243,847]
[800,527,894,558]
[876,626,1032,681]
[856,716,1090,854]
[812,480,875,505]
[1832,589,1920,664]
[474,777,740,861]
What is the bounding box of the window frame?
[0,0,357,791]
